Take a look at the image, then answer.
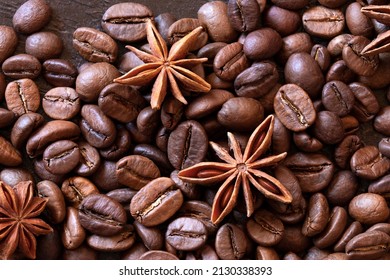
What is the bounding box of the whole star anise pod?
[114,20,211,110]
[0,181,53,259]
[178,115,292,224]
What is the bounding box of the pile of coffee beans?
[0,0,390,260]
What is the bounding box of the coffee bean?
[166,217,207,251]
[0,167,34,186]
[61,176,99,208]
[293,131,323,153]
[313,110,344,145]
[5,78,40,116]
[79,194,127,236]
[43,140,80,175]
[326,60,356,84]
[160,97,184,130]
[154,13,176,42]
[42,87,80,120]
[26,31,63,61]
[62,244,97,260]
[33,157,65,185]
[334,135,363,169]
[378,138,390,158]
[61,207,86,250]
[374,106,390,136]
[311,44,331,71]
[186,245,219,260]
[87,224,135,252]
[133,221,164,250]
[73,27,118,63]
[322,81,355,117]
[101,2,153,42]
[215,223,247,259]
[256,246,279,260]
[346,2,374,38]
[304,247,329,260]
[167,18,207,51]
[74,141,101,176]
[99,126,131,161]
[116,155,160,190]
[90,160,121,192]
[133,144,173,175]
[350,146,390,180]
[274,84,316,132]
[0,108,16,128]
[263,5,301,36]
[325,170,358,206]
[346,230,390,260]
[276,225,311,253]
[228,0,260,33]
[130,177,183,226]
[277,32,313,64]
[37,180,66,224]
[367,223,390,236]
[167,120,208,170]
[13,0,52,34]
[243,28,282,60]
[302,193,329,237]
[0,135,22,167]
[327,34,354,57]
[333,221,363,252]
[42,59,78,87]
[2,53,41,80]
[349,193,390,225]
[36,228,62,260]
[0,25,18,64]
[271,0,309,10]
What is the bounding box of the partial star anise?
[0,181,53,259]
[114,20,211,110]
[178,115,292,224]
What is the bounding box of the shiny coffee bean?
[311,44,331,71]
[374,106,390,136]
[138,250,179,260]
[277,32,313,64]
[349,193,390,225]
[313,110,344,145]
[0,25,18,64]
[0,108,16,128]
[61,207,86,250]
[0,167,34,186]
[346,230,390,260]
[350,146,390,180]
[227,0,260,33]
[326,60,356,84]
[326,170,358,206]
[327,33,354,57]
[37,180,66,224]
[293,131,323,153]
[379,138,390,158]
[12,0,52,34]
[349,82,380,122]
[302,193,330,237]
[87,224,135,252]
[321,81,355,117]
[42,59,78,87]
[0,136,22,167]
[61,176,99,208]
[333,221,363,252]
[42,87,80,120]
[263,5,301,36]
[26,31,63,61]
[243,28,282,60]
[167,18,208,51]
[33,157,65,184]
[74,141,101,176]
[334,135,363,169]
[2,54,41,80]
[5,78,40,116]
[43,140,80,175]
[215,223,247,260]
[133,221,164,250]
[133,144,173,175]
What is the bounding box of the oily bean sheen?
[73,27,118,63]
[263,5,301,37]
[101,2,153,42]
[61,176,99,208]
[2,54,41,80]
[26,120,80,158]
[246,209,284,246]
[98,83,146,123]
[26,31,63,61]
[215,223,247,260]
[243,28,282,60]
[78,194,127,236]
[274,84,316,132]
[166,217,208,251]
[0,168,33,186]
[42,59,78,87]
[12,0,52,34]
[37,180,66,224]
[350,146,390,180]
[346,231,390,260]
[0,136,22,167]
[11,112,44,149]
[116,155,160,190]
[5,78,40,117]
[43,87,80,120]
[61,207,86,250]
[302,193,330,237]
[227,0,260,33]
[80,105,116,149]
[302,6,345,39]
[0,25,18,64]
[348,193,390,225]
[130,177,183,226]
[167,120,208,170]
[43,140,80,175]
[87,225,135,252]
[321,81,355,117]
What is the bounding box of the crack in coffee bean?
[280,90,309,127]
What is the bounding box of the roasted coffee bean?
[284,52,324,98]
[325,170,358,206]
[26,120,80,158]
[246,209,284,246]
[197,42,228,68]
[121,242,148,260]
[0,25,18,64]
[136,106,160,135]
[0,73,5,102]
[2,54,41,80]
[368,174,390,198]
[98,83,146,123]
[42,87,80,120]
[234,61,279,98]
[310,44,331,72]
[283,252,301,260]
[313,111,344,145]
[318,0,348,8]
[0,136,22,167]
[26,31,63,61]
[75,141,101,176]
[76,62,120,102]
[154,13,176,42]
[73,27,118,63]
[215,223,247,259]
[367,223,390,236]
[374,106,390,136]
[177,200,216,234]
[327,34,354,57]
[283,152,335,193]
[61,207,86,250]
[133,221,163,250]
[61,176,99,208]
[350,146,390,180]
[359,53,390,89]
[270,0,309,10]
[0,167,34,186]
[293,131,323,153]
[165,217,207,251]
[116,155,160,190]
[0,108,16,128]
[302,6,345,39]
[167,120,208,170]
[36,228,62,260]
[270,115,291,154]
[217,97,264,132]
[326,60,356,84]
[276,225,311,254]
[198,1,238,43]
[80,104,116,149]
[256,246,279,260]
[12,0,52,34]
[90,160,121,192]
[321,81,355,117]
[349,193,390,225]
[138,250,179,260]
[43,140,80,175]
[274,84,316,132]
[379,138,390,158]
[5,78,40,117]
[78,194,127,236]
[304,247,330,260]
[341,115,360,135]
[87,224,135,252]
[37,180,66,224]
[342,36,379,77]
[133,144,173,175]
[334,135,363,169]
[313,206,348,249]
[62,244,97,260]
[277,32,313,64]
[263,5,301,36]
[302,193,330,237]
[170,171,200,200]
[42,59,78,87]
[333,221,363,252]
[130,177,183,226]
[99,126,131,161]
[160,97,184,130]
[101,2,153,42]
[346,2,374,38]
[155,126,170,153]
[228,0,260,33]
[243,28,282,60]
[33,157,65,184]
[346,230,390,260]
[213,42,249,81]
[167,18,207,50]
[117,51,144,73]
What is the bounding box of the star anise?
[114,20,211,110]
[0,181,53,259]
[178,115,292,224]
